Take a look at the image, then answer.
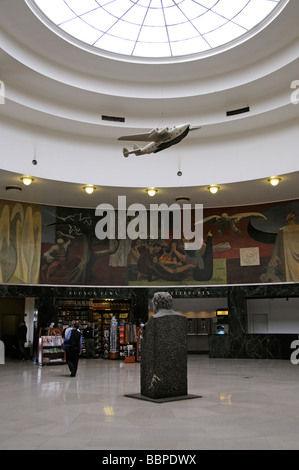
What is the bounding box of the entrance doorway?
[0,298,25,358]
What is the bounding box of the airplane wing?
[117,132,153,142]
[118,127,171,142]
[189,126,202,131]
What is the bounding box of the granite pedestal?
[140,310,189,399]
[126,292,201,403]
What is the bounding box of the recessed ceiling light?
[21,176,34,186]
[83,185,96,194]
[268,176,281,186]
[208,185,220,194]
[146,188,157,197]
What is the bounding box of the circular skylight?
[30,0,286,60]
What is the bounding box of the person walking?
[83,322,96,358]
[64,323,82,377]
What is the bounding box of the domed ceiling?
[0,0,298,208]
[31,0,283,60]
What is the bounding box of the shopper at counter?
[83,323,96,358]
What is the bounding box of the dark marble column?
[131,288,149,324]
[227,286,247,358]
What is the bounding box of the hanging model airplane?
[118,123,201,157]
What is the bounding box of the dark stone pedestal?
[125,293,201,403]
[140,310,189,400]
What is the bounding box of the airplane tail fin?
[123,148,130,158]
[123,144,143,157]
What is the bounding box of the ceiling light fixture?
[208,185,220,194]
[21,176,34,186]
[268,176,281,186]
[146,188,157,197]
[83,185,96,194]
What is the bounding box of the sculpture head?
[286,211,296,225]
[152,292,173,314]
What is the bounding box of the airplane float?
[118,123,201,157]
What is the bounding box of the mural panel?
[0,201,42,284]
[1,198,298,287]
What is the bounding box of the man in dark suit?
[64,323,82,377]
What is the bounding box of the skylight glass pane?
[109,21,142,41]
[205,22,246,48]
[192,11,228,35]
[143,8,166,27]
[34,0,76,24]
[138,26,169,43]
[171,36,210,56]
[60,18,101,44]
[179,0,207,19]
[168,22,198,41]
[32,0,285,59]
[122,6,148,25]
[150,0,163,7]
[64,0,99,16]
[160,0,177,6]
[235,0,279,29]
[82,9,116,32]
[95,34,134,55]
[197,0,221,8]
[212,0,251,20]
[103,0,135,18]
[133,41,172,58]
[137,0,156,6]
[164,7,190,26]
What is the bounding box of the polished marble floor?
[0,355,299,450]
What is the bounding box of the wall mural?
[0,198,298,287]
[0,201,42,284]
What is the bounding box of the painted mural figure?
[261,211,299,282]
[127,238,142,280]
[127,235,214,283]
[42,232,75,281]
[202,211,267,237]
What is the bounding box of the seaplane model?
[118,123,201,157]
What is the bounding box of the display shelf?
[57,299,90,329]
[38,333,66,365]
[89,299,131,355]
[55,298,131,357]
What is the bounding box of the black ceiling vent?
[175,197,190,202]
[6,186,22,191]
[226,106,250,117]
[102,115,125,123]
